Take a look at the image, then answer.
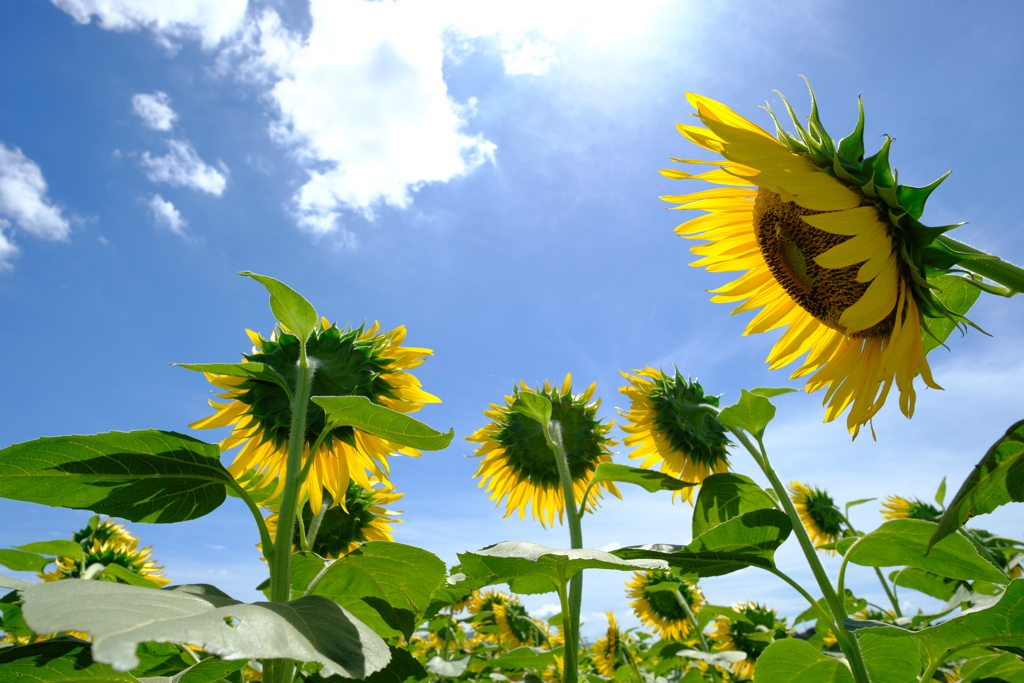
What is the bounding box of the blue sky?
[1,0,1023,639]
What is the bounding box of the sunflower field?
[2,87,1024,683]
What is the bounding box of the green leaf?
[719,390,776,438]
[0,638,140,682]
[752,639,854,682]
[857,628,922,682]
[747,387,798,398]
[0,549,51,572]
[308,542,447,640]
[490,646,564,670]
[587,463,695,494]
[312,396,453,451]
[129,642,193,677]
[17,541,85,560]
[240,271,317,343]
[11,579,389,678]
[847,519,1006,583]
[363,646,429,683]
[509,392,552,428]
[99,562,163,588]
[165,657,247,683]
[0,430,232,524]
[424,656,471,678]
[935,477,947,507]
[613,509,792,577]
[844,498,876,515]
[922,274,983,355]
[959,652,1024,683]
[171,362,291,393]
[888,567,958,601]
[929,419,1024,552]
[458,542,669,596]
[676,649,746,667]
[692,473,777,538]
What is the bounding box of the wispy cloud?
[132,91,178,131]
[148,194,188,237]
[0,142,71,268]
[140,140,228,196]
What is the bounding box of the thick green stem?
[728,427,872,683]
[672,587,708,651]
[548,420,582,683]
[873,567,902,618]
[226,479,276,564]
[764,567,836,631]
[938,235,1024,296]
[265,347,315,683]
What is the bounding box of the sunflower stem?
[226,478,276,564]
[938,235,1024,296]
[304,499,330,552]
[729,427,872,683]
[265,345,315,683]
[873,566,902,617]
[548,419,582,683]
[672,587,709,651]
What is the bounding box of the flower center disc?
[753,189,893,339]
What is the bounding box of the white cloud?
[140,140,228,195]
[0,219,18,271]
[132,91,178,130]
[50,0,248,49]
[0,143,71,244]
[148,194,188,236]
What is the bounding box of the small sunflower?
[663,85,977,437]
[711,602,791,680]
[618,368,730,502]
[468,589,517,646]
[191,320,438,513]
[626,570,704,642]
[788,481,845,553]
[880,495,941,522]
[591,612,633,677]
[40,519,170,587]
[494,601,551,648]
[468,374,620,528]
[263,478,402,558]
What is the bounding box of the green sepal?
[800,76,836,159]
[861,136,895,195]
[897,171,950,220]
[836,95,866,166]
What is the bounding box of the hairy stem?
[549,420,582,683]
[938,235,1024,296]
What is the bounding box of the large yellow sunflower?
[263,478,402,558]
[710,602,791,680]
[468,374,620,528]
[467,589,518,646]
[591,612,632,677]
[618,367,730,502]
[664,86,974,437]
[494,601,552,648]
[787,481,845,553]
[191,319,438,513]
[626,569,704,642]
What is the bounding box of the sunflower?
[467,589,518,646]
[428,614,466,652]
[494,601,551,648]
[191,319,438,513]
[263,478,402,558]
[626,569,704,642]
[468,374,620,528]
[711,602,791,680]
[787,481,845,553]
[591,612,633,677]
[618,368,730,502]
[40,518,170,587]
[880,495,941,522]
[662,85,977,437]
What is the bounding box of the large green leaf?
[144,656,247,683]
[17,541,85,561]
[363,646,428,683]
[587,463,695,494]
[457,542,668,596]
[922,274,982,355]
[752,639,853,682]
[613,509,792,577]
[490,646,564,670]
[2,576,389,678]
[692,473,777,538]
[889,567,958,601]
[858,628,922,682]
[171,362,291,393]
[240,271,317,343]
[846,519,1006,583]
[929,419,1024,552]
[719,390,777,438]
[0,638,139,682]
[0,549,51,573]
[0,430,232,523]
[308,542,447,639]
[312,397,453,451]
[959,652,1024,683]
